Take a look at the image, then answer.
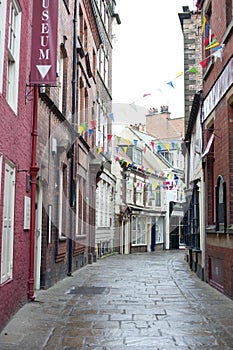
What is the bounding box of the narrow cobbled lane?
[1,250,233,349]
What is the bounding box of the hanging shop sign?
[30,0,58,85]
[202,58,233,122]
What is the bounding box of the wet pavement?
[0,250,233,349]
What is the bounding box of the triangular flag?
[204,33,214,47]
[187,67,198,73]
[199,59,207,68]
[151,141,155,149]
[165,143,170,151]
[88,129,93,137]
[107,134,112,142]
[202,16,207,33]
[167,81,174,88]
[81,122,86,131]
[108,113,114,121]
[116,146,119,154]
[213,47,223,61]
[90,120,96,129]
[133,139,138,147]
[205,39,220,50]
[126,138,130,146]
[123,147,127,153]
[176,71,184,78]
[129,102,137,112]
[117,136,121,144]
[78,125,84,134]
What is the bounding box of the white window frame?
[0,0,7,93]
[7,0,21,113]
[132,216,147,246]
[1,159,16,284]
[58,54,64,111]
[136,180,143,206]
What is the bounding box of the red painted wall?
[0,0,33,330]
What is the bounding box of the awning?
[202,133,215,157]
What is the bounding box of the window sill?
[206,225,216,233]
[59,236,67,242]
[132,244,147,246]
[76,234,87,240]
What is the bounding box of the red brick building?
[200,0,233,298]
[0,0,33,330]
[35,0,103,289]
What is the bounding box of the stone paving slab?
[0,250,233,349]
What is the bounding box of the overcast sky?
[112,0,195,122]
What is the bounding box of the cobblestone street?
[0,250,233,349]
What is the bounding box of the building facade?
[178,6,202,134]
[200,0,233,298]
[0,0,33,330]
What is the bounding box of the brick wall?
[0,0,33,331]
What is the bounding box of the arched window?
[216,175,226,232]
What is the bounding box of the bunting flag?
[202,16,207,33]
[107,134,113,142]
[151,141,155,149]
[213,47,223,61]
[199,59,207,68]
[205,38,220,50]
[167,81,174,88]
[79,125,84,134]
[133,139,138,147]
[129,102,137,112]
[187,67,198,73]
[117,136,121,144]
[108,113,114,121]
[88,129,93,137]
[123,147,127,153]
[126,138,131,146]
[81,122,86,131]
[143,93,151,97]
[90,120,96,129]
[176,71,184,78]
[204,33,215,47]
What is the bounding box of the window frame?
[1,159,16,284]
[132,215,147,246]
[6,0,21,112]
[216,175,227,232]
[0,0,7,93]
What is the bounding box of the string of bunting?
[113,157,185,192]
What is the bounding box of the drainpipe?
[28,86,39,300]
[68,0,78,276]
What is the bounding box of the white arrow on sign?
[36,65,51,79]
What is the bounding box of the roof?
[145,113,184,141]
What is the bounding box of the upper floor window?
[7,0,21,112]
[58,44,68,115]
[126,146,142,166]
[0,0,7,93]
[156,186,161,207]
[216,175,226,232]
